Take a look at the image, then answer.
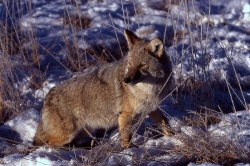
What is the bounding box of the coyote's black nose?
[124,77,131,83]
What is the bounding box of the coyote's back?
[34,29,172,148]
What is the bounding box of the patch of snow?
[1,108,40,145]
[188,162,221,166]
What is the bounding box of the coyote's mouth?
[124,70,141,84]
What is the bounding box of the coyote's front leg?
[118,110,133,148]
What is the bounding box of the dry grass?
[0,72,4,123]
[175,130,248,165]
[0,10,24,121]
[161,0,249,164]
[63,13,91,29]
[173,110,249,165]
[0,0,107,123]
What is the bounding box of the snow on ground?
[0,107,249,165]
[0,0,250,165]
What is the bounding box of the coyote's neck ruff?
[34,29,173,148]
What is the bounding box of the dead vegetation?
[175,130,249,165]
[63,13,91,29]
[173,110,249,165]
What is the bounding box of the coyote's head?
[123,29,166,84]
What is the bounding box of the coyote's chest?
[129,82,161,103]
[126,82,162,115]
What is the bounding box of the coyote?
[34,29,173,148]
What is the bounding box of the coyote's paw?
[121,142,139,149]
[162,126,174,136]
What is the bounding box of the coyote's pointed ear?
[145,37,164,58]
[124,29,141,50]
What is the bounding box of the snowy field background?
[0,0,249,165]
